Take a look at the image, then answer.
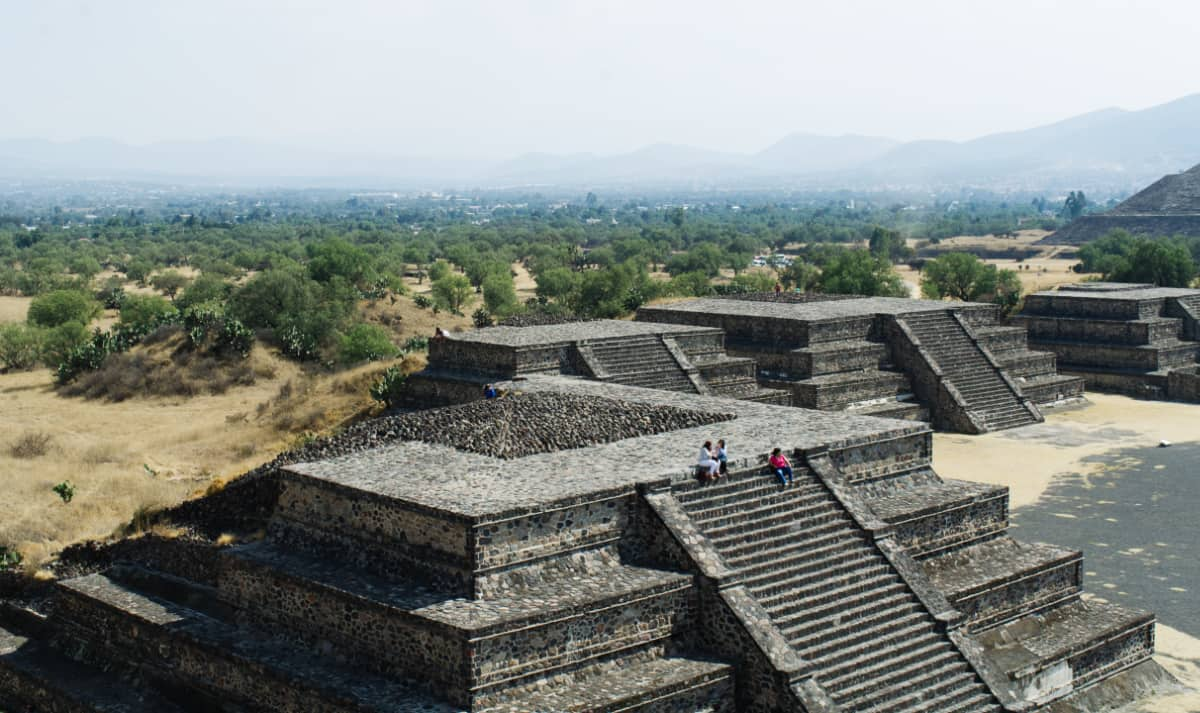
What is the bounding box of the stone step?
[717,516,861,563]
[749,561,895,604]
[757,574,908,620]
[736,548,880,591]
[220,541,693,697]
[869,479,1010,558]
[836,655,974,711]
[0,623,189,713]
[693,499,843,541]
[821,636,947,688]
[723,528,868,570]
[675,470,821,506]
[707,509,853,551]
[478,654,735,713]
[53,570,454,713]
[847,400,929,422]
[684,483,829,523]
[971,598,1155,700]
[848,668,989,713]
[792,607,929,660]
[1017,374,1086,405]
[922,537,1082,632]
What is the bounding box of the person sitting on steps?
[698,440,721,482]
[769,447,793,486]
[716,439,728,475]
[482,383,498,399]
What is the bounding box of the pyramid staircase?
[895,312,1041,432]
[1168,294,1200,340]
[580,333,791,405]
[751,338,928,422]
[838,456,1156,708]
[669,464,1002,712]
[971,326,1086,406]
[583,334,700,393]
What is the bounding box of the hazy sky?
[3,0,1196,158]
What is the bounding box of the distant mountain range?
[4,94,1200,192]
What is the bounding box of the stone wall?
[1168,366,1200,402]
[1016,315,1181,345]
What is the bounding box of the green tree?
[427,260,452,282]
[780,260,820,291]
[338,323,400,364]
[992,269,1023,316]
[920,252,996,301]
[119,294,177,332]
[307,238,375,287]
[819,251,908,297]
[671,271,714,297]
[535,267,580,303]
[867,226,912,263]
[1062,191,1088,221]
[729,271,776,292]
[482,270,520,318]
[27,290,101,328]
[0,323,43,370]
[41,321,91,367]
[1110,239,1197,287]
[175,274,232,311]
[431,273,473,314]
[68,255,103,281]
[151,270,191,301]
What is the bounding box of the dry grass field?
[0,344,411,567]
[0,289,462,569]
[0,296,32,324]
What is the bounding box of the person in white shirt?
[698,441,721,481]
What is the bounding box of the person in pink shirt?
[768,447,793,486]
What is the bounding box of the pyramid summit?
[1044,161,1200,244]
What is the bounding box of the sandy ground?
[933,394,1199,508]
[0,296,32,324]
[934,393,1200,710]
[0,350,396,567]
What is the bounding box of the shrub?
[472,308,493,328]
[215,318,254,358]
[40,321,91,367]
[402,335,429,352]
[151,270,191,300]
[431,273,473,314]
[369,365,408,409]
[96,276,127,309]
[337,323,399,364]
[277,321,322,361]
[0,323,44,370]
[9,431,53,458]
[175,273,232,311]
[52,480,76,503]
[27,289,101,328]
[182,302,254,358]
[120,294,178,332]
[0,546,22,572]
[413,294,432,309]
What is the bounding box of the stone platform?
[407,320,789,407]
[638,295,1084,433]
[0,378,1166,712]
[1014,283,1200,402]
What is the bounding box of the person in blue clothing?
[769,447,793,486]
[482,383,498,399]
[716,439,728,475]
